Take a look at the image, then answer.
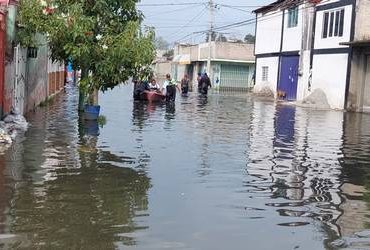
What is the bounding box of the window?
[322,9,345,38]
[287,7,298,28]
[262,66,269,82]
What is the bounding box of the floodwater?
[1,85,370,250]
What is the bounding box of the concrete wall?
[4,42,65,115]
[354,0,370,41]
[311,53,349,109]
[153,61,171,83]
[26,35,48,112]
[214,42,255,62]
[254,57,279,93]
[255,11,282,54]
[175,42,255,62]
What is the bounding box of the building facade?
[254,0,367,110]
[172,42,255,91]
[1,1,65,117]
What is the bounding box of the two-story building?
[172,42,255,91]
[254,0,369,111]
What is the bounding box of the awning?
[340,40,370,47]
[172,54,191,65]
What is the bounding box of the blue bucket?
[84,105,100,120]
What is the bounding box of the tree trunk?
[78,68,88,111]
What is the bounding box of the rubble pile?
[254,86,274,98]
[298,89,331,109]
[0,108,28,153]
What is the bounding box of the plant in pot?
[79,75,101,120]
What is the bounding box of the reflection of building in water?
[337,113,370,237]
[247,103,345,239]
[0,88,152,249]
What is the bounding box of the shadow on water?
[0,86,151,249]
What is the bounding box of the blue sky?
[138,0,273,45]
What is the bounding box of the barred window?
[323,9,345,38]
[287,7,298,28]
[262,66,269,82]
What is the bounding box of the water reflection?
[1,87,151,249]
[3,86,370,249]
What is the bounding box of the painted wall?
[282,8,303,52]
[26,35,48,112]
[314,4,353,50]
[311,53,348,109]
[255,11,282,55]
[254,56,279,93]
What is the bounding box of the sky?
[137,0,273,45]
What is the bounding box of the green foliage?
[155,36,169,50]
[244,33,256,44]
[17,0,156,96]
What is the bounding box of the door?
[278,56,299,101]
[220,64,250,91]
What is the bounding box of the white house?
[253,0,367,110]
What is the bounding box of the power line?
[138,2,206,7]
[173,0,331,43]
[166,6,208,42]
[143,4,204,18]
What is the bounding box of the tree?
[163,49,174,60]
[18,0,156,108]
[216,34,227,42]
[155,36,170,50]
[205,31,217,42]
[244,33,256,44]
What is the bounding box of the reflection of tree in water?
[8,116,151,249]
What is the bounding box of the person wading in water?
[162,74,180,102]
[181,74,190,96]
[197,73,202,93]
[199,73,212,96]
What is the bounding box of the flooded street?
[1,85,370,249]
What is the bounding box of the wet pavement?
[1,84,370,249]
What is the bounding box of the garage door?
[220,64,251,91]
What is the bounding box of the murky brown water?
[1,85,370,249]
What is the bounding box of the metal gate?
[220,64,251,91]
[13,45,26,114]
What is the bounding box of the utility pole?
[207,0,214,75]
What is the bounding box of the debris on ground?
[0,108,29,154]
[331,230,370,249]
[253,86,274,98]
[297,89,331,109]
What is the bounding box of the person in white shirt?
[149,79,160,90]
[161,74,180,101]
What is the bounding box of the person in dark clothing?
[197,73,202,93]
[181,74,190,96]
[199,73,211,95]
[133,79,150,100]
